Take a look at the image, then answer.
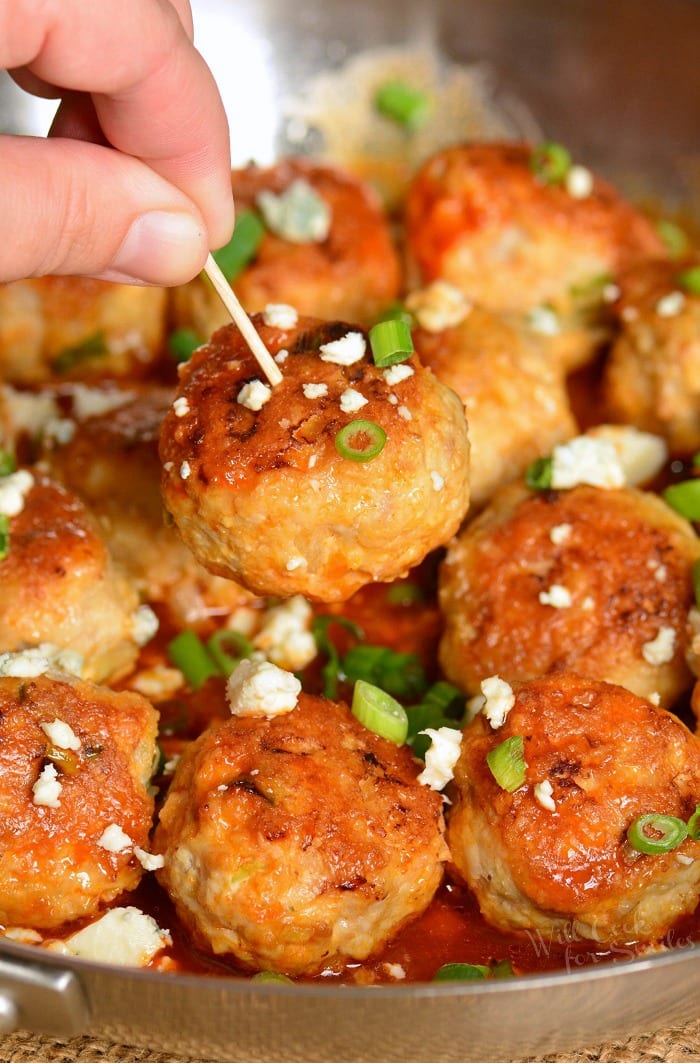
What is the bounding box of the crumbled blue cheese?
[319,332,366,365]
[339,387,368,414]
[275,348,289,364]
[417,727,462,791]
[172,397,190,418]
[642,626,676,666]
[42,417,75,446]
[60,907,171,967]
[226,657,301,718]
[180,461,191,480]
[586,425,667,486]
[253,596,317,671]
[464,693,486,723]
[527,306,560,336]
[237,379,272,411]
[40,718,81,751]
[656,291,685,318]
[677,853,695,867]
[32,763,62,808]
[0,469,34,517]
[534,779,556,812]
[602,283,621,304]
[397,406,412,421]
[382,963,406,980]
[480,675,515,729]
[257,178,332,244]
[285,556,307,572]
[430,471,445,491]
[98,824,133,854]
[70,385,134,420]
[2,387,59,439]
[405,280,470,332]
[262,303,299,329]
[549,523,572,545]
[539,584,572,609]
[133,846,165,872]
[550,436,625,489]
[0,644,83,678]
[648,559,667,583]
[383,363,414,386]
[129,665,183,700]
[131,605,159,647]
[565,165,594,199]
[302,382,328,399]
[649,692,661,707]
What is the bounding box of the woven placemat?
[0,1021,699,1063]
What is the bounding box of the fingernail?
[109,211,207,285]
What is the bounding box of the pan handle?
[0,952,90,1037]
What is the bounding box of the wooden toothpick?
[203,253,283,387]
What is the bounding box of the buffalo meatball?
[0,276,166,385]
[159,316,470,602]
[171,157,401,336]
[0,672,157,929]
[404,142,665,370]
[439,480,700,707]
[603,258,700,455]
[413,307,576,508]
[0,472,149,682]
[154,692,447,975]
[448,672,700,944]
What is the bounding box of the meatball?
[413,307,576,508]
[404,142,665,370]
[0,276,167,385]
[602,258,700,455]
[448,672,700,944]
[0,473,148,682]
[0,672,157,929]
[154,693,447,975]
[171,157,401,336]
[43,385,254,626]
[159,316,470,602]
[439,480,700,707]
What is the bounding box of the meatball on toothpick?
[159,315,470,602]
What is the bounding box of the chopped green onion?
[351,679,408,745]
[656,219,690,260]
[374,81,431,131]
[257,180,331,244]
[206,629,253,677]
[167,630,220,690]
[386,581,424,606]
[212,210,265,282]
[433,963,490,982]
[663,479,700,520]
[627,813,688,855]
[0,513,9,562]
[52,330,108,373]
[491,960,515,979]
[252,971,294,984]
[335,420,387,463]
[311,615,363,699]
[341,644,427,699]
[677,267,700,296]
[368,319,414,368]
[525,456,554,491]
[376,303,415,329]
[530,141,572,185]
[0,452,16,477]
[569,273,613,303]
[168,328,202,363]
[687,804,700,840]
[486,736,527,793]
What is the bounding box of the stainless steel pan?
[0,0,699,1058]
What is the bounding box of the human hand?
[0,0,234,285]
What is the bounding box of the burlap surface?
[0,1022,699,1063]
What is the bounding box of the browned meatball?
[0,276,166,385]
[448,672,700,944]
[603,258,700,455]
[171,157,401,337]
[0,673,157,929]
[159,316,470,602]
[404,142,665,370]
[439,481,700,708]
[43,385,254,626]
[413,307,576,508]
[0,473,147,682]
[154,693,447,975]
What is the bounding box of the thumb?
[0,134,218,285]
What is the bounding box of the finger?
[0,134,210,285]
[49,94,109,146]
[1,0,233,249]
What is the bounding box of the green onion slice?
[374,81,431,131]
[530,141,572,184]
[52,330,108,373]
[386,581,423,606]
[677,266,700,296]
[491,960,515,979]
[0,513,9,562]
[212,210,265,282]
[687,804,700,841]
[335,420,387,463]
[0,452,16,478]
[351,679,408,745]
[167,630,221,690]
[486,736,527,792]
[656,219,690,260]
[525,456,554,491]
[251,971,294,984]
[433,963,491,982]
[369,319,414,368]
[377,303,415,329]
[663,479,700,521]
[168,328,202,363]
[341,644,427,700]
[627,813,688,855]
[206,629,253,677]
